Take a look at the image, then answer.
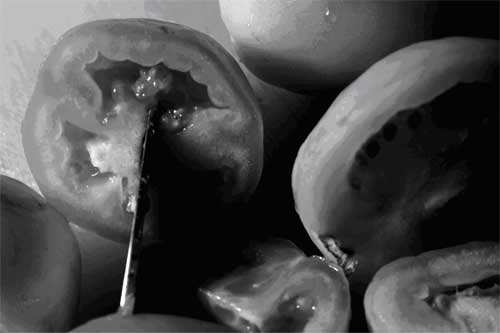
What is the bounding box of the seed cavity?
[365,139,380,159]
[407,110,422,130]
[348,174,362,191]
[382,122,398,142]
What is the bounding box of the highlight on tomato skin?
[219,0,435,92]
[364,242,500,333]
[292,37,499,292]
[22,19,264,243]
[0,175,81,332]
[200,240,350,333]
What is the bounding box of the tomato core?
[57,54,219,219]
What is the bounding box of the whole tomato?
[22,19,263,243]
[1,175,81,332]
[219,0,435,91]
[72,313,232,332]
[364,242,500,332]
[200,240,350,332]
[293,37,499,291]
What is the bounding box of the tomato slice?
[292,37,499,290]
[364,242,499,332]
[22,19,263,242]
[200,240,350,332]
[1,175,81,332]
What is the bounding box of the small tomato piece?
[292,37,499,290]
[0,175,81,332]
[364,242,500,332]
[22,19,263,242]
[200,240,350,332]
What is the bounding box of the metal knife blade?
[118,107,154,316]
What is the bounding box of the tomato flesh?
[292,38,499,291]
[364,242,500,332]
[201,241,350,332]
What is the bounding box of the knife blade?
[118,107,154,316]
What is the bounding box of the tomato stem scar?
[118,107,154,316]
[320,237,357,275]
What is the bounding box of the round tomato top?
[219,0,434,91]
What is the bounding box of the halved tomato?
[293,37,499,290]
[364,242,499,332]
[22,19,263,242]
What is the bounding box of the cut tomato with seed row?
[22,19,263,242]
[292,37,499,291]
[364,242,500,332]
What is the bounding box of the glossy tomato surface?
[220,0,499,92]
[0,175,81,332]
[220,0,435,91]
[293,37,499,291]
[364,242,500,332]
[22,19,263,243]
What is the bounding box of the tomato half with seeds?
[1,175,81,332]
[22,19,263,242]
[292,37,499,291]
[200,240,350,332]
[364,242,500,332]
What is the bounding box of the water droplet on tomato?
[111,81,127,101]
[161,108,188,134]
[262,294,316,332]
[133,66,173,100]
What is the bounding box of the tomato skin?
[72,313,233,332]
[220,0,435,91]
[292,38,499,290]
[201,240,350,332]
[0,175,81,332]
[22,19,263,242]
[364,242,500,332]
